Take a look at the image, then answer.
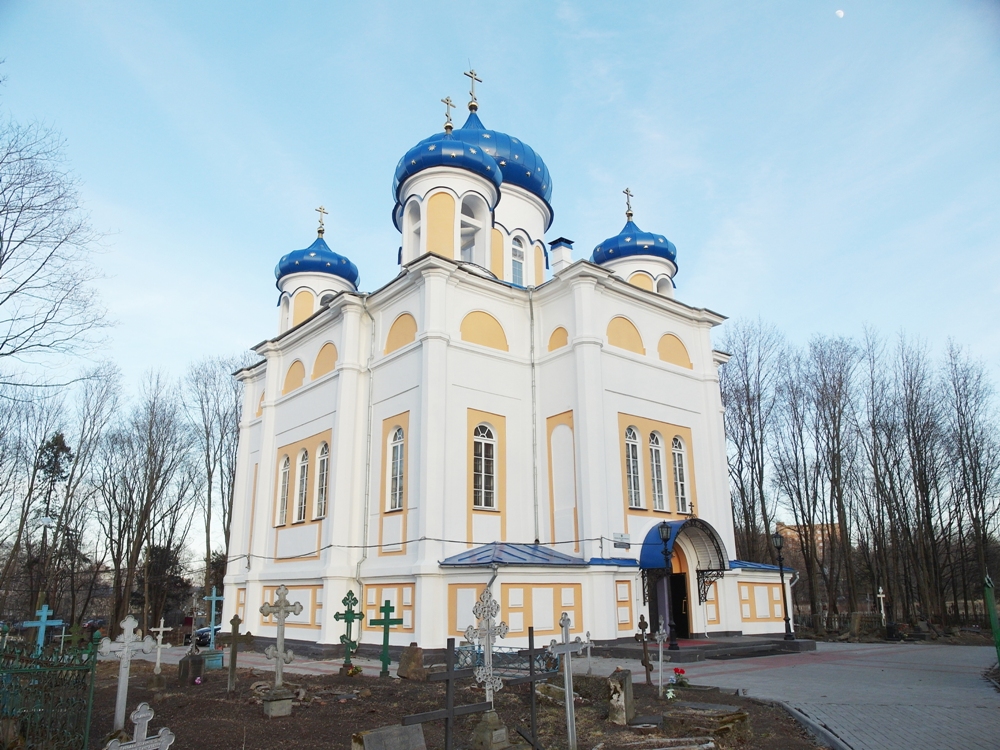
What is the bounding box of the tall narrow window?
[672,437,689,513]
[625,427,642,508]
[389,427,404,510]
[277,456,290,525]
[511,237,525,287]
[473,424,496,508]
[316,443,329,518]
[295,450,309,522]
[649,433,665,511]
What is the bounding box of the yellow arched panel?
[426,192,455,258]
[256,392,265,417]
[490,228,504,279]
[628,272,654,291]
[292,290,315,327]
[385,313,418,354]
[461,311,509,351]
[548,327,568,351]
[282,360,305,395]
[534,245,545,285]
[312,342,338,379]
[607,316,645,355]
[658,333,693,369]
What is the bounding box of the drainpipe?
[528,286,540,544]
[356,296,377,600]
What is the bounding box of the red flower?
[674,667,681,673]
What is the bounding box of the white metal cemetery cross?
[877,586,887,626]
[547,613,588,750]
[464,586,509,704]
[202,586,224,650]
[585,630,592,675]
[104,701,175,750]
[654,628,668,698]
[149,618,172,676]
[259,584,302,691]
[100,615,155,732]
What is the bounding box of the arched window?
[404,199,421,262]
[624,427,642,509]
[277,456,290,525]
[649,433,665,511]
[473,424,496,508]
[389,427,404,510]
[460,194,489,266]
[295,450,309,523]
[316,443,329,518]
[511,237,525,287]
[320,293,335,306]
[672,437,689,513]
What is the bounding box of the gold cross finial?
[623,188,634,220]
[441,96,456,132]
[315,205,328,237]
[464,68,482,111]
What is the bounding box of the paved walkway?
[586,642,1000,750]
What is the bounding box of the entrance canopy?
[638,518,729,572]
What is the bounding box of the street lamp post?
[771,529,794,641]
[657,522,679,651]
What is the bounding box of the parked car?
[194,624,222,647]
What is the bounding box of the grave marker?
[148,618,173,690]
[546,613,588,750]
[654,627,668,698]
[463,586,508,704]
[334,589,364,674]
[99,615,155,732]
[24,604,64,655]
[202,586,224,650]
[217,613,254,694]
[103,702,175,750]
[259,584,303,716]
[507,627,559,750]
[402,637,492,750]
[634,614,652,685]
[351,724,426,750]
[369,599,403,678]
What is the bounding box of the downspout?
[528,286,540,544]
[356,295,377,599]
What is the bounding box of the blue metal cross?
[23,604,64,654]
[203,586,225,650]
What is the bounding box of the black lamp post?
[771,529,795,641]
[658,522,679,650]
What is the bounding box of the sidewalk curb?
[751,698,853,750]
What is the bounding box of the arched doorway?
[639,519,729,639]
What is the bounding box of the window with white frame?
[295,450,309,522]
[277,456,290,525]
[672,436,689,513]
[460,195,488,266]
[316,443,329,518]
[649,432,666,511]
[511,237,525,286]
[625,427,642,508]
[389,427,404,510]
[473,424,496,508]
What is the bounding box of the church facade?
[222,86,792,651]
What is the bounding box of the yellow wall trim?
[256,392,264,417]
[467,408,506,544]
[501,583,583,637]
[607,316,645,355]
[261,585,322,629]
[312,342,338,379]
[739,583,784,622]
[547,327,568,351]
[273,429,333,529]
[490,228,505,280]
[385,313,418,354]
[658,333,693,369]
[363,583,416,632]
[426,192,456,258]
[628,272,654,291]
[546,411,578,550]
[282,360,306,394]
[615,579,634,631]
[378,412,410,556]
[292,290,315,327]
[460,311,509,351]
[534,244,545,285]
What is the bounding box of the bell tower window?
[511,237,525,287]
[460,194,490,267]
[403,199,421,263]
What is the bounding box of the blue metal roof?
[275,235,360,289]
[591,220,677,269]
[587,557,640,567]
[730,559,794,572]
[440,543,587,567]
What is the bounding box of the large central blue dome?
[393,110,553,220]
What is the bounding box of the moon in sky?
[836,9,845,18]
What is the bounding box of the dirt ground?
[89,660,821,750]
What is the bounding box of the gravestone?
[608,668,635,726]
[397,642,427,681]
[148,619,172,690]
[99,615,156,732]
[103,702,175,750]
[662,701,748,736]
[259,584,303,717]
[177,652,205,685]
[469,710,511,750]
[369,600,403,678]
[351,724,426,750]
[217,613,254,694]
[507,627,559,750]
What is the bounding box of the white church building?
[222,83,792,653]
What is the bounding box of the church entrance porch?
[646,569,690,639]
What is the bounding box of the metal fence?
[793,612,884,632]
[0,640,97,750]
[455,644,554,676]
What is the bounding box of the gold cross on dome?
[315,205,328,227]
[623,188,634,220]
[464,68,482,103]
[441,96,456,127]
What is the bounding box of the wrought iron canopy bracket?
[696,569,726,604]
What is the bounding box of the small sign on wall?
[613,533,631,550]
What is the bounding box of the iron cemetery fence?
[0,635,98,749]
[454,644,551,676]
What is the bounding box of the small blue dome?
[591,220,677,268]
[275,236,360,289]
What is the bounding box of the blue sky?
[2,1,998,385]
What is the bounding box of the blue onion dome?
[591,219,678,268]
[393,127,503,204]
[274,234,360,289]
